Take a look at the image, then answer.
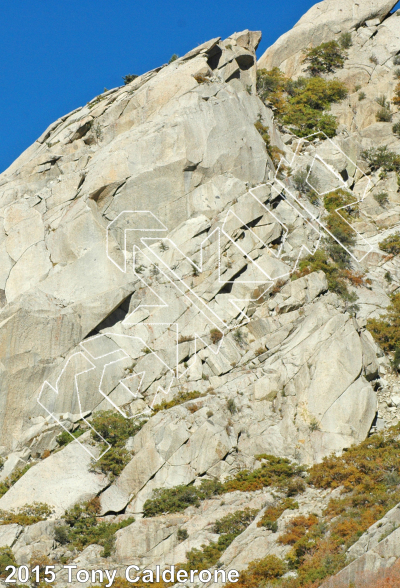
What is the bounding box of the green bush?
[376,95,389,108]
[226,398,237,414]
[256,69,348,138]
[254,119,284,168]
[373,192,389,207]
[123,74,138,85]
[393,122,400,137]
[361,146,400,173]
[225,555,286,588]
[284,106,339,138]
[256,67,287,108]
[0,464,31,499]
[152,390,205,414]
[367,292,400,354]
[0,546,16,578]
[258,497,298,530]
[168,54,179,64]
[296,250,358,302]
[181,509,258,571]
[339,32,352,49]
[177,528,188,542]
[376,108,393,122]
[0,503,52,526]
[57,497,134,556]
[56,427,84,447]
[143,455,304,517]
[358,91,366,101]
[304,41,347,76]
[282,77,348,137]
[293,166,320,204]
[394,68,400,80]
[90,411,146,480]
[393,54,400,66]
[143,479,223,517]
[323,189,357,266]
[380,234,400,255]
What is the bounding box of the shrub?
[181,509,259,572]
[310,417,321,432]
[223,454,305,494]
[296,250,357,301]
[168,54,179,64]
[393,122,400,136]
[376,108,393,122]
[394,54,400,66]
[358,91,366,101]
[143,479,224,517]
[0,546,16,578]
[226,399,237,414]
[210,328,223,344]
[225,555,286,588]
[258,497,298,530]
[361,146,400,172]
[394,68,400,79]
[379,233,400,256]
[90,411,145,480]
[339,32,352,49]
[367,292,400,353]
[283,77,348,138]
[256,67,288,109]
[278,513,319,546]
[93,445,132,480]
[304,41,346,76]
[323,189,357,266]
[58,497,134,556]
[54,525,69,545]
[370,54,379,65]
[394,81,400,106]
[177,528,188,542]
[376,95,389,107]
[152,390,205,414]
[0,464,31,499]
[29,552,53,575]
[143,455,304,517]
[0,503,52,526]
[233,329,245,345]
[193,73,209,84]
[293,166,320,203]
[256,69,348,138]
[0,457,3,471]
[254,119,284,168]
[56,427,84,447]
[287,477,306,496]
[123,74,138,85]
[374,191,389,206]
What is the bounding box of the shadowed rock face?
[258,0,399,75]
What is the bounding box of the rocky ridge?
[1,1,400,586]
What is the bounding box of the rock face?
[0,30,271,451]
[258,0,399,75]
[1,1,400,584]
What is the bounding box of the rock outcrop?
[1,0,400,585]
[258,0,399,75]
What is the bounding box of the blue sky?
[0,0,399,173]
